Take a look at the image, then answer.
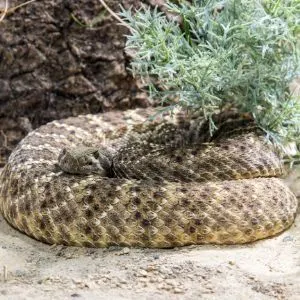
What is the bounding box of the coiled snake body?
[0,108,298,247]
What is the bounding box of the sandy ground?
[0,166,299,300]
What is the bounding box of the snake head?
[58,147,112,176]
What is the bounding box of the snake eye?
[61,148,67,155]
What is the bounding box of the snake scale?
[0,108,298,248]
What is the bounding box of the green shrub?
[120,0,300,157]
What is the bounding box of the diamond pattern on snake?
[0,108,298,248]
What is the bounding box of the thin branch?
[98,0,134,31]
[8,0,36,11]
[0,0,9,22]
[0,0,37,22]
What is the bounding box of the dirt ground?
[0,167,299,300]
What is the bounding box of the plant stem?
[98,0,134,31]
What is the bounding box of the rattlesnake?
[0,108,298,248]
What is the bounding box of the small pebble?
[138,270,148,277]
[118,278,127,284]
[146,265,157,272]
[14,269,27,277]
[117,247,130,255]
[283,236,293,242]
[174,287,184,294]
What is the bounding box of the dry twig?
[98,0,133,31]
[0,0,36,22]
